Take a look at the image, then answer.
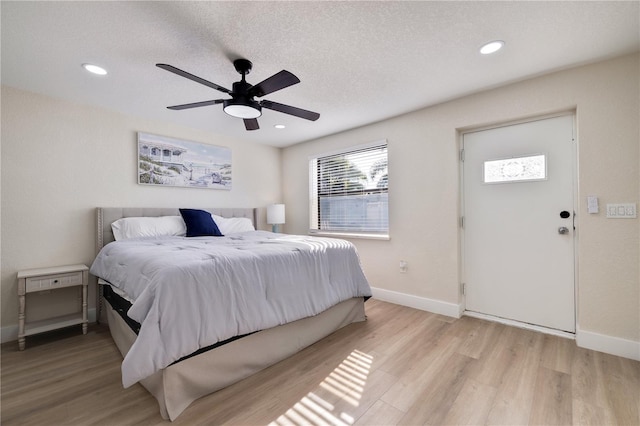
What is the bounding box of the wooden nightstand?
[17,264,89,350]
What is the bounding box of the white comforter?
[90,231,371,387]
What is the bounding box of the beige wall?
[282,54,639,344]
[2,54,638,352]
[1,86,282,332]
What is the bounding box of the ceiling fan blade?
[167,99,225,110]
[244,118,260,131]
[157,64,231,94]
[249,70,300,98]
[261,100,320,121]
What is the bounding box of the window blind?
[309,141,388,236]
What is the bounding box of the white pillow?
[213,215,255,234]
[111,216,187,241]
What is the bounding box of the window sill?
[308,231,390,241]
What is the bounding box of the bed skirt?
[106,297,366,421]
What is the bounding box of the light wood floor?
[2,299,638,425]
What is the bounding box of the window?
[309,141,388,238]
[483,154,547,184]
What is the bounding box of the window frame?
[308,140,389,240]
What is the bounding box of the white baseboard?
[576,327,640,361]
[370,287,460,318]
[1,325,18,344]
[1,308,97,344]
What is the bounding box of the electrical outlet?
[399,260,408,273]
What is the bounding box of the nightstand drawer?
[25,271,84,292]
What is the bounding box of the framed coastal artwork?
[137,132,232,190]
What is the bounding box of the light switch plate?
[606,203,636,218]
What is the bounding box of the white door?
[463,115,575,332]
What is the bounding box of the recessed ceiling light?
[480,40,505,55]
[274,124,286,129]
[82,63,108,75]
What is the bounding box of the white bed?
[93,207,370,421]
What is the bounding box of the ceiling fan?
[156,59,320,131]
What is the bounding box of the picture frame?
[138,132,232,190]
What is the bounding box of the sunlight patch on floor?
[270,350,373,426]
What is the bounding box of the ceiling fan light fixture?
[223,99,262,119]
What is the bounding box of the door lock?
[558,226,569,235]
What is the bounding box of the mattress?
[91,230,372,387]
[102,283,255,365]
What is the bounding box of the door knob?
[558,226,569,235]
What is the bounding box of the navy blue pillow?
[179,209,224,237]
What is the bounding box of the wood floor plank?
[540,333,575,374]
[276,366,397,426]
[399,352,476,425]
[598,355,640,425]
[452,316,502,360]
[528,367,573,425]
[440,378,497,425]
[327,368,398,423]
[485,331,544,425]
[354,306,436,361]
[571,346,605,408]
[353,400,405,426]
[2,299,638,426]
[572,398,612,426]
[375,314,450,377]
[379,332,462,413]
[464,323,517,388]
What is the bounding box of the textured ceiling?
[2,1,638,147]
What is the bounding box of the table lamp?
[267,204,285,233]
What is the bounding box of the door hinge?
[460,216,465,228]
[461,283,466,295]
[460,149,465,162]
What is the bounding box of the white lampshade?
[267,204,285,225]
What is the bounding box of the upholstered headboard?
[96,207,258,254]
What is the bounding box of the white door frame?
[458,111,579,338]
